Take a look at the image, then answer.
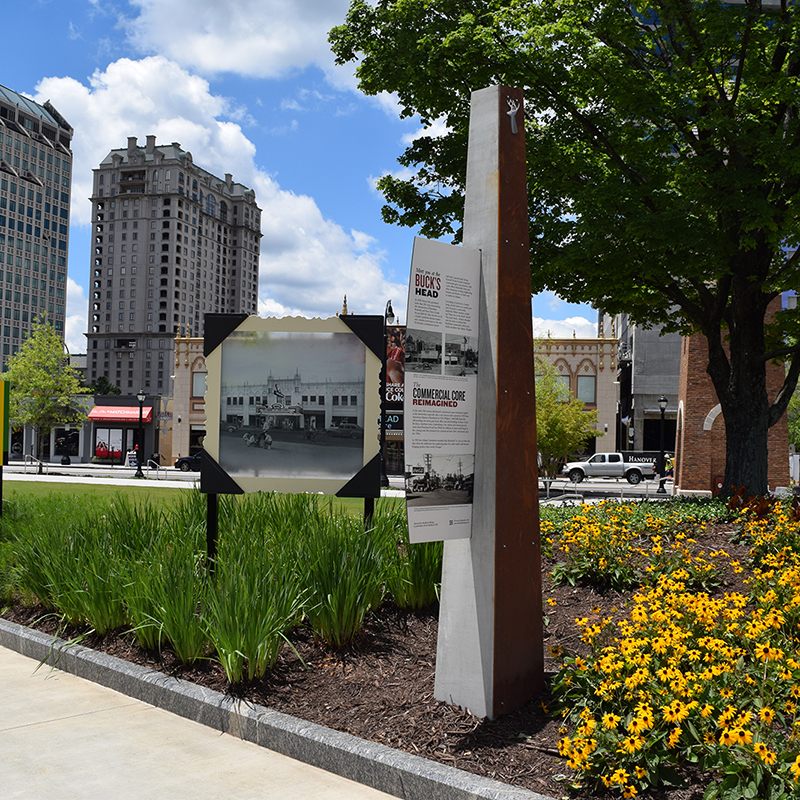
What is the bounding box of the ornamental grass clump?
[301,513,385,649]
[374,500,442,610]
[553,500,800,800]
[203,496,307,683]
[124,522,209,665]
[5,489,442,673]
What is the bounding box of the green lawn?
[1,481,402,516]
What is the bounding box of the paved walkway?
[0,645,395,800]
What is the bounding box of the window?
[576,375,596,404]
[192,372,207,397]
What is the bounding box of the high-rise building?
[85,135,261,393]
[0,84,73,369]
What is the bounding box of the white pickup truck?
[561,452,657,485]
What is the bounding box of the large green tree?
[331,0,800,495]
[6,321,88,472]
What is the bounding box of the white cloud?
[124,0,353,79]
[34,56,404,320]
[533,316,597,340]
[401,116,449,146]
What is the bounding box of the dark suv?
[175,452,202,472]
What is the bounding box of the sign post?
[433,86,543,718]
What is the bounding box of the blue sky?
[4,0,596,354]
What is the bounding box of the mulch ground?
[1,521,751,800]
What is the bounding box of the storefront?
[87,403,155,465]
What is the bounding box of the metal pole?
[657,404,667,494]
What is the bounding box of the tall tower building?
[85,135,261,393]
[0,84,73,369]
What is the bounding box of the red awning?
[88,406,153,423]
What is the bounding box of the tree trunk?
[718,396,770,497]
[704,282,772,497]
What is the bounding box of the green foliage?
[4,490,441,677]
[788,387,800,452]
[534,354,602,479]
[374,500,442,610]
[301,514,386,649]
[331,0,800,496]
[5,321,88,463]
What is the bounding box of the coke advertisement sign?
[385,325,404,412]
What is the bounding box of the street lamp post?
[135,389,146,479]
[657,395,668,495]
[379,300,395,489]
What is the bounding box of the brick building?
[674,332,789,495]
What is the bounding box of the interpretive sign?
[202,314,382,497]
[404,237,481,543]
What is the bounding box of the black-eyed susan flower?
[759,706,775,725]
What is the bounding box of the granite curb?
[0,618,556,800]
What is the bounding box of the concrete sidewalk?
[0,644,395,800]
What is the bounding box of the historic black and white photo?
[218,330,367,479]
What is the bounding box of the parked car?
[327,423,364,438]
[175,452,203,472]
[561,452,657,485]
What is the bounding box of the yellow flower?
[759,707,775,725]
[635,766,647,779]
[700,704,714,718]
[733,728,753,746]
[667,726,682,749]
[618,735,645,754]
[719,729,735,746]
[753,743,777,766]
[611,768,629,786]
[602,713,621,730]
[622,786,638,799]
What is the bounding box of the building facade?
[534,333,619,454]
[0,84,73,369]
[601,312,680,452]
[221,374,366,432]
[85,136,261,393]
[171,335,205,463]
[674,321,790,496]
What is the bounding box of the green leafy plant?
[301,515,385,648]
[373,500,442,610]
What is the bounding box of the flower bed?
[551,498,800,799]
[3,490,799,798]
